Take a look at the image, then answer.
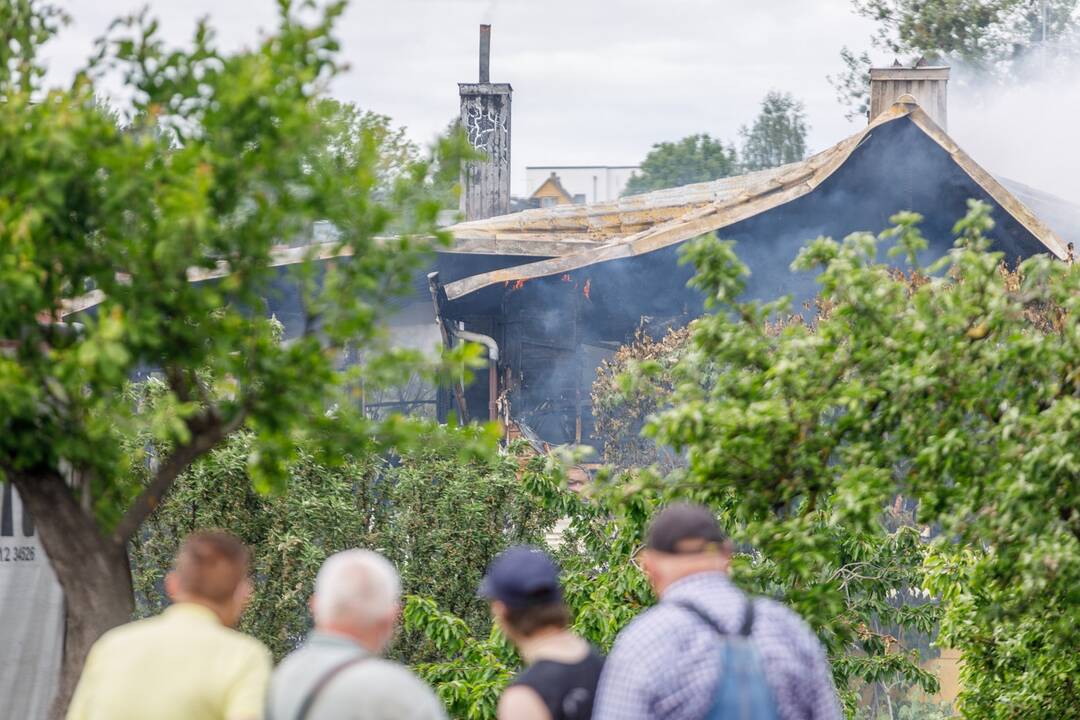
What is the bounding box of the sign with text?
[1,483,63,719]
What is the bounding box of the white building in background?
[525,165,640,205]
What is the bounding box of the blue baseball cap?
[478,545,563,609]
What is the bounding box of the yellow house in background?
[528,172,580,208]
[916,649,963,706]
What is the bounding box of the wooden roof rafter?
[57,98,1071,318]
[442,99,1070,301]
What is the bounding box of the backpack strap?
[673,597,755,638]
[738,598,755,637]
[293,655,371,720]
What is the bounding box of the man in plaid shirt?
[592,504,842,720]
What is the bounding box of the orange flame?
[583,279,591,300]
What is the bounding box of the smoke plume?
[949,39,1080,207]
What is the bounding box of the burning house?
[59,30,1078,452]
[428,51,1076,449]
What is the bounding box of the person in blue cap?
[479,545,604,720]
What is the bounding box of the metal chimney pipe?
[479,25,491,83]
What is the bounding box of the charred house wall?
[445,116,1057,451]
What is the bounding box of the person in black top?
[479,546,605,720]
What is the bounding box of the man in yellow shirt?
[67,531,272,720]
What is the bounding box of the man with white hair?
[266,549,446,720]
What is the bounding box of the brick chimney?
[869,59,949,130]
[459,25,512,220]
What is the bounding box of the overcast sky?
[45,0,880,195]
[43,1,1079,203]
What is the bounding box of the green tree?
[830,47,875,123]
[303,204,1072,719]
[315,102,465,212]
[593,323,938,714]
[402,455,654,719]
[130,426,555,662]
[739,91,809,172]
[0,1,478,714]
[854,0,1078,66]
[404,447,938,719]
[830,0,1080,118]
[130,426,383,658]
[642,202,1077,716]
[623,133,739,196]
[315,99,421,196]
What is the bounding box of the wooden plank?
[869,68,950,81]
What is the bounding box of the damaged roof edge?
[58,99,1070,319]
[443,100,1069,302]
[903,108,1070,261]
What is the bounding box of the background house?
[525,165,639,204]
[527,171,583,208]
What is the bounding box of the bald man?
[67,531,272,720]
[267,549,446,720]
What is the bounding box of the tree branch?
[111,405,248,543]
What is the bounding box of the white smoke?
[949,37,1080,206]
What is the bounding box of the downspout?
[456,330,500,423]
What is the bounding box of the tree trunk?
[11,472,134,720]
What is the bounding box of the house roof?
[997,177,1080,248]
[529,172,575,203]
[59,98,1074,319]
[442,98,1072,302]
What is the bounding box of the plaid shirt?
[593,572,841,720]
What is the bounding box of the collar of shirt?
[163,602,224,626]
[306,630,374,657]
[660,570,738,605]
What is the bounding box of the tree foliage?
[130,426,382,658]
[854,0,1079,65]
[315,100,464,210]
[378,441,561,661]
[644,202,1077,717]
[739,91,809,172]
[592,203,1078,717]
[830,47,876,123]
[130,424,554,663]
[594,311,939,716]
[623,134,739,196]
[402,454,654,719]
[315,99,421,196]
[830,0,1080,118]
[126,428,566,720]
[0,1,478,713]
[624,93,809,196]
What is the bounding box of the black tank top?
[509,646,605,720]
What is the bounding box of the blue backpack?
[674,600,779,720]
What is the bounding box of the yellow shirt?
[66,603,272,720]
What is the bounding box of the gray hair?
[312,549,401,626]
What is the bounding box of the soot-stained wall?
[460,116,1058,447]
[488,116,1053,338]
